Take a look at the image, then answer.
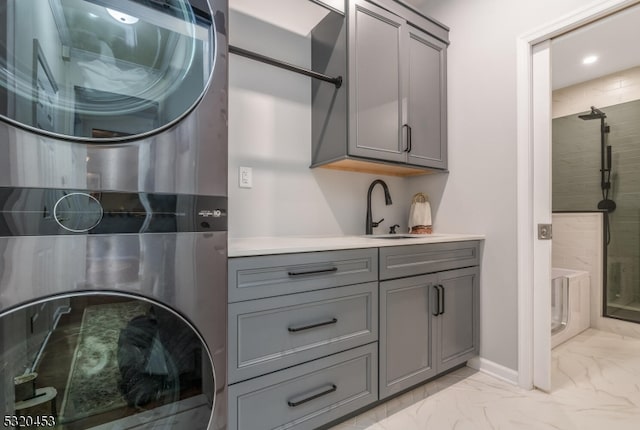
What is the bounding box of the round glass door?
[0,0,215,141]
[1,293,215,429]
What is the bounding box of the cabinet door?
[435,267,479,373]
[379,273,438,399]
[348,0,407,162]
[406,26,448,169]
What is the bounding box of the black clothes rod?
[229,45,343,88]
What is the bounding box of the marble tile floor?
[328,329,640,430]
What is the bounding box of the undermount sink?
[363,234,441,239]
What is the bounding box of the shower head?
[579,106,607,120]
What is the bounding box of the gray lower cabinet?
[379,266,479,399]
[228,343,378,430]
[228,282,378,383]
[228,249,380,430]
[379,241,479,281]
[228,242,480,427]
[228,248,377,303]
[436,267,479,373]
[379,273,437,399]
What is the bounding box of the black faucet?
[366,179,393,234]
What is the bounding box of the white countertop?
[228,233,485,257]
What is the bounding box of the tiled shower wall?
[552,99,640,308]
[553,65,640,119]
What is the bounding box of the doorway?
[517,0,640,391]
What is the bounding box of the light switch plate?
[239,166,252,188]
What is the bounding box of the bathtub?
[551,268,591,348]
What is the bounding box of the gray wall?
[553,100,640,306]
[406,0,586,373]
[228,9,412,238]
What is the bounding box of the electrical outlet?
[239,166,253,188]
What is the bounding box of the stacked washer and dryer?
[0,0,227,428]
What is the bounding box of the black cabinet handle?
[432,285,440,316]
[287,384,337,407]
[403,124,413,152]
[288,267,338,277]
[438,285,445,316]
[407,124,413,153]
[288,318,338,333]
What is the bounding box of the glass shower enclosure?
[553,100,640,323]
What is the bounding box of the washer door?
[0,0,215,141]
[1,293,215,429]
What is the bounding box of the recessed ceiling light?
[582,55,598,65]
[106,8,139,24]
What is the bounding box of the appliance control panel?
[0,187,227,236]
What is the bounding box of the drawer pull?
[288,318,338,333]
[287,384,337,407]
[287,267,338,277]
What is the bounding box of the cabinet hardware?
[432,285,440,316]
[288,318,338,333]
[402,124,413,152]
[433,285,445,316]
[287,384,337,407]
[287,267,338,277]
[438,284,445,315]
[229,45,343,88]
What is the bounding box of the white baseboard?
[467,356,519,386]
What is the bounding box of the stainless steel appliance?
[0,0,227,428]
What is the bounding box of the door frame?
[516,0,640,390]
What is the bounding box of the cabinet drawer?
[228,248,378,302]
[229,282,378,383]
[228,343,378,430]
[379,241,479,280]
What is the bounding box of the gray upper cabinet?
[406,26,447,169]
[311,0,449,176]
[349,0,407,163]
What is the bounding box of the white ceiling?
[552,4,640,90]
[229,0,640,89]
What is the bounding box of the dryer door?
[0,0,216,141]
[0,293,215,429]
